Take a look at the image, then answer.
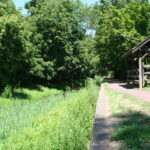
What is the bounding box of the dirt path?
[108,82,150,102]
[90,84,119,150]
[90,82,150,150]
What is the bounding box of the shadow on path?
[120,83,138,89]
[90,85,119,150]
[91,117,112,150]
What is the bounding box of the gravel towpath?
[108,82,150,102]
[90,84,119,150]
[90,82,150,150]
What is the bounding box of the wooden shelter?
[123,37,150,88]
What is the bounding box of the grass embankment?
[0,79,99,150]
[0,85,63,147]
[142,85,150,91]
[0,85,62,109]
[105,84,150,150]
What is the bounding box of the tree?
[0,0,18,16]
[0,15,41,88]
[95,0,150,78]
[25,0,92,85]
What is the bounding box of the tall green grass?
[0,95,65,146]
[0,85,62,110]
[0,85,64,147]
[14,85,62,100]
[1,79,99,150]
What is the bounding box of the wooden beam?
[145,79,150,81]
[144,65,150,68]
[127,75,139,78]
[142,62,145,87]
[144,72,150,75]
[127,69,139,73]
[142,53,149,60]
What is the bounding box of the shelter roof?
[123,36,150,58]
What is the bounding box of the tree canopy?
[95,0,150,78]
[0,0,150,89]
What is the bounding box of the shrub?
[94,76,105,86]
[1,85,13,98]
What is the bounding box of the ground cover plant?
[142,83,150,91]
[0,85,62,109]
[105,84,150,150]
[0,85,64,147]
[0,79,99,150]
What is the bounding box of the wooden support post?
[139,54,143,89]
[142,62,145,87]
[142,53,148,87]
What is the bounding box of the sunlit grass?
[142,84,150,91]
[14,85,62,100]
[0,85,64,147]
[0,79,99,150]
[0,85,62,109]
[0,95,65,146]
[105,84,150,150]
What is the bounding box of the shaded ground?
[111,112,150,150]
[90,84,119,150]
[108,82,150,102]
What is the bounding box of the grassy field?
[105,84,150,150]
[0,85,64,147]
[142,85,150,91]
[0,85,62,109]
[0,79,99,150]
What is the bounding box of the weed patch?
[1,79,99,150]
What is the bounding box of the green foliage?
[94,76,105,85]
[0,14,41,88]
[14,85,63,100]
[0,85,63,146]
[0,85,62,109]
[78,36,99,77]
[25,0,98,85]
[1,79,99,150]
[95,0,150,78]
[0,0,150,87]
[1,85,13,98]
[0,0,18,16]
[0,0,100,88]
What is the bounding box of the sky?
[13,0,98,14]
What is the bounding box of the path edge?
[89,84,105,150]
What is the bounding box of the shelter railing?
[127,67,150,85]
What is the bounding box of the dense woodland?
[0,1,150,149]
[0,0,150,92]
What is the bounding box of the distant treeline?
[0,0,150,89]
